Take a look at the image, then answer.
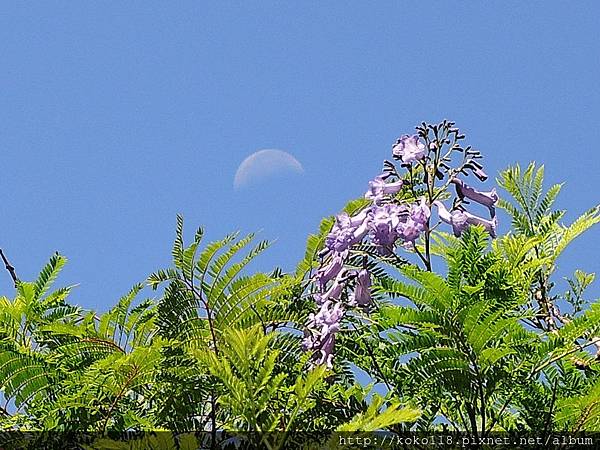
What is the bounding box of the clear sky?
[1,2,599,310]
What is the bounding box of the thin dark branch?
[0,248,19,287]
[543,378,559,437]
[350,322,393,394]
[101,364,141,432]
[0,404,11,418]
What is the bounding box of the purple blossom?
[350,269,372,307]
[365,176,404,203]
[306,125,502,369]
[463,211,498,238]
[397,218,424,244]
[433,201,470,237]
[304,300,344,368]
[325,209,371,253]
[369,203,407,250]
[410,197,431,225]
[315,251,346,289]
[451,177,498,215]
[309,300,344,336]
[392,135,427,164]
[315,332,336,368]
[434,201,497,238]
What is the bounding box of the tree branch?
[0,248,19,287]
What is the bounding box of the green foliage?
[0,214,414,450]
[195,325,288,431]
[0,160,598,444]
[335,394,420,432]
[555,380,600,431]
[370,227,532,431]
[339,163,600,435]
[498,162,600,285]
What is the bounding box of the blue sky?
[1,2,599,310]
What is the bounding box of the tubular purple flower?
[369,204,407,248]
[410,197,431,225]
[313,269,348,305]
[397,218,424,244]
[315,333,336,368]
[325,210,371,253]
[351,269,372,307]
[451,177,498,215]
[433,201,469,237]
[392,135,427,164]
[315,251,346,289]
[365,176,404,203]
[434,201,498,238]
[463,211,498,238]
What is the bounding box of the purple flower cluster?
[324,188,432,258]
[303,252,375,367]
[305,183,430,367]
[304,299,344,367]
[303,259,351,368]
[304,130,499,367]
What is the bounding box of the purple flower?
[306,125,502,369]
[433,201,470,237]
[463,211,498,238]
[350,269,372,307]
[309,300,344,335]
[410,197,431,225]
[473,167,488,181]
[304,300,342,368]
[451,177,498,215]
[365,176,404,203]
[369,204,407,249]
[397,218,424,244]
[315,251,346,289]
[313,271,346,305]
[392,135,427,164]
[315,332,336,368]
[434,201,498,238]
[325,209,371,253]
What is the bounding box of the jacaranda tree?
[0,121,598,449]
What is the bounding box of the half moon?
[233,149,304,189]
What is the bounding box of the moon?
[233,149,304,189]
